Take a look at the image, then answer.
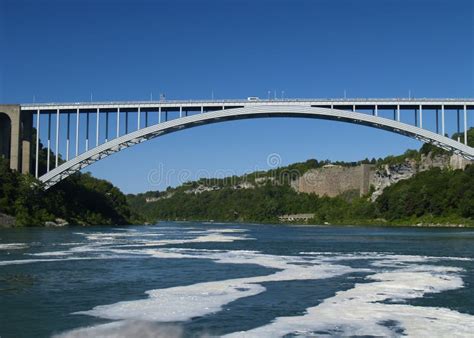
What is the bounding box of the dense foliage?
[377,166,474,222]
[129,164,474,226]
[129,183,377,224]
[0,158,139,226]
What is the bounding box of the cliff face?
[291,164,374,198]
[291,154,471,200]
[370,154,470,200]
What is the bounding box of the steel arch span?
[39,105,474,189]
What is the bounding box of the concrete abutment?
[0,105,32,173]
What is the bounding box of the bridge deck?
[21,98,474,111]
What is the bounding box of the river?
[0,223,473,337]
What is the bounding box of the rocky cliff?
[370,153,470,200]
[291,153,471,200]
[290,164,374,197]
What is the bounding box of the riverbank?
[152,218,474,229]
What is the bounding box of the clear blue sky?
[1,0,473,193]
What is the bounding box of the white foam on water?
[53,320,184,338]
[0,243,28,250]
[186,228,247,235]
[75,232,142,241]
[146,226,204,230]
[189,232,253,243]
[300,251,473,262]
[26,243,111,258]
[77,278,267,322]
[0,227,251,267]
[207,228,248,233]
[224,258,474,338]
[107,232,254,248]
[57,242,86,246]
[30,251,72,256]
[73,231,166,244]
[74,228,250,244]
[75,248,357,323]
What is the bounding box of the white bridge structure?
[5,98,474,189]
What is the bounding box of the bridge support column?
[441,105,445,136]
[419,105,423,129]
[96,109,100,147]
[116,108,120,138]
[464,105,468,145]
[105,111,109,142]
[457,109,461,142]
[47,112,51,172]
[21,111,32,174]
[55,109,60,168]
[124,111,128,135]
[137,107,141,130]
[86,111,90,151]
[9,108,20,171]
[0,105,33,174]
[35,110,40,177]
[66,112,70,161]
[75,108,80,156]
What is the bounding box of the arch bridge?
[1,98,474,189]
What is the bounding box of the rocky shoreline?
[0,213,16,228]
[0,213,71,228]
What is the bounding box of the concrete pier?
[0,104,32,173]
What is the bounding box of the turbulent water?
[0,223,473,337]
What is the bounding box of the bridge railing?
[21,97,474,108]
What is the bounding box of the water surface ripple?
[0,223,473,337]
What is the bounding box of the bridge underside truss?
[38,105,474,189]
